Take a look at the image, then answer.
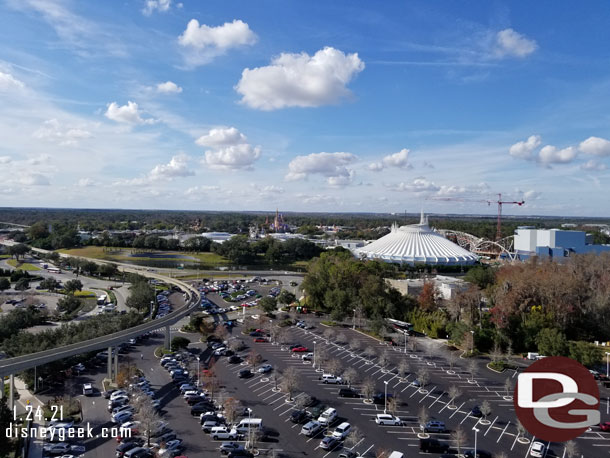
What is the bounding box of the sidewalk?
[13,377,44,458]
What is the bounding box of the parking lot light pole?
[313,341,317,369]
[606,352,610,378]
[404,330,408,354]
[270,320,273,344]
[247,407,252,450]
[352,309,356,330]
[383,380,389,414]
[196,356,200,388]
[473,427,479,457]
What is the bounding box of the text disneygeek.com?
[4,423,130,441]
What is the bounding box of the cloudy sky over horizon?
[1,0,609,216]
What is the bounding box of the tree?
[378,350,391,370]
[323,327,334,341]
[57,295,81,314]
[99,263,118,279]
[279,367,300,401]
[247,351,262,371]
[364,346,377,361]
[259,296,277,315]
[416,367,430,388]
[277,290,296,306]
[39,278,60,292]
[295,393,312,410]
[504,377,512,397]
[0,278,9,291]
[516,420,526,439]
[0,397,13,452]
[418,282,438,311]
[336,332,348,344]
[349,339,362,353]
[448,385,461,408]
[480,400,492,420]
[569,341,603,367]
[8,243,29,260]
[387,395,400,416]
[326,358,343,377]
[228,338,245,352]
[467,359,477,383]
[223,397,241,426]
[203,369,219,402]
[464,265,496,289]
[451,426,467,455]
[126,280,154,313]
[133,396,162,447]
[448,351,458,371]
[171,336,190,350]
[344,426,363,450]
[536,328,568,356]
[64,279,83,295]
[14,277,30,291]
[362,377,376,401]
[490,342,503,362]
[418,406,429,428]
[564,440,579,458]
[397,359,410,379]
[342,367,359,388]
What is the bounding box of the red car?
[291,346,308,352]
[600,422,610,431]
[254,338,267,343]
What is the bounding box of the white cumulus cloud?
[0,71,25,91]
[19,173,50,186]
[156,81,182,94]
[494,28,538,58]
[105,101,156,125]
[178,19,257,67]
[77,178,97,187]
[369,148,411,171]
[197,126,261,170]
[149,154,193,179]
[509,135,541,160]
[390,177,440,193]
[579,136,610,157]
[235,47,365,110]
[33,119,92,146]
[285,152,356,186]
[0,156,12,164]
[185,185,221,196]
[142,0,172,15]
[538,145,577,165]
[580,159,607,171]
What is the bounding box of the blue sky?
[1,0,609,216]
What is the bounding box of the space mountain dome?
[356,212,479,266]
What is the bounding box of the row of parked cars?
[155,291,172,318]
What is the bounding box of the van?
[235,418,263,434]
[82,383,93,396]
[332,422,351,440]
[317,408,338,426]
[301,420,322,437]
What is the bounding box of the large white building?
[356,214,479,266]
[514,227,610,260]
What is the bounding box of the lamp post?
[606,352,610,379]
[470,330,475,355]
[269,320,273,344]
[473,427,479,457]
[247,407,252,450]
[313,341,317,370]
[404,330,408,354]
[383,380,389,414]
[352,309,356,330]
[196,356,200,388]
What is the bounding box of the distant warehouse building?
[514,227,610,260]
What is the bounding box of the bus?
[47,267,62,274]
[386,318,414,335]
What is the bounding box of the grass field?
[74,290,96,297]
[7,259,41,271]
[58,246,229,265]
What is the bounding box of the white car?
[210,426,239,441]
[110,390,128,401]
[530,441,546,457]
[375,414,401,426]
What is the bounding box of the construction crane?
[429,193,524,240]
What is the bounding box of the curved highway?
[0,264,201,378]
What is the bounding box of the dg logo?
[515,356,600,441]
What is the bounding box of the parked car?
[338,388,359,398]
[375,414,401,426]
[220,441,245,455]
[291,346,308,352]
[301,420,322,437]
[373,392,394,405]
[470,406,482,418]
[202,420,223,433]
[601,422,610,431]
[464,451,493,458]
[317,407,338,426]
[420,438,450,453]
[320,435,339,450]
[238,369,253,378]
[258,364,273,373]
[529,441,546,458]
[321,374,343,384]
[228,355,242,364]
[290,409,311,424]
[420,420,446,433]
[332,422,352,440]
[210,426,239,441]
[338,451,360,458]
